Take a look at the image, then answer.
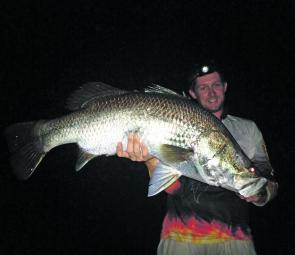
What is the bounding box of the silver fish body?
[5,83,267,197]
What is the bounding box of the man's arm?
[244,123,278,206]
[116,133,181,194]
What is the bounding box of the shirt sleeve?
[164,179,182,194]
[248,122,275,179]
[248,122,278,206]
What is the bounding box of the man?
[116,62,278,255]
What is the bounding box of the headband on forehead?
[188,60,225,86]
[194,64,215,77]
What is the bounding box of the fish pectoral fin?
[155,144,194,164]
[148,164,182,197]
[76,149,97,171]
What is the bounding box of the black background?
[1,1,295,254]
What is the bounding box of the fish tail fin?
[5,121,46,180]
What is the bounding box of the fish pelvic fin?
[5,121,46,180]
[76,149,97,171]
[66,82,128,111]
[148,163,182,197]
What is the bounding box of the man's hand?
[116,133,159,175]
[240,181,278,205]
[240,194,264,203]
[116,133,153,162]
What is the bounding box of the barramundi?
[5,82,267,197]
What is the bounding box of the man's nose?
[208,87,217,96]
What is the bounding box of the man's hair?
[188,60,226,90]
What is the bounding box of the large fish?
[5,82,267,197]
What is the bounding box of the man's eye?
[214,83,222,88]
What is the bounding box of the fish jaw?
[229,172,268,197]
[204,162,268,197]
[186,135,268,197]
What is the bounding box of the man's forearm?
[145,158,159,176]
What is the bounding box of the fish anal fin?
[76,149,97,171]
[148,164,182,196]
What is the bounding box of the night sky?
[1,1,295,254]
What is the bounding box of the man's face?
[189,72,227,113]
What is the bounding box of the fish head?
[191,130,263,193]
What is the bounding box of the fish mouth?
[238,177,268,197]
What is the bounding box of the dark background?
[1,1,294,254]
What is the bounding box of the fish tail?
[5,121,46,180]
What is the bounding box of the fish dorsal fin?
[76,148,97,171]
[144,84,184,98]
[66,82,128,111]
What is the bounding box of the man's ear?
[224,82,228,92]
[189,89,197,99]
